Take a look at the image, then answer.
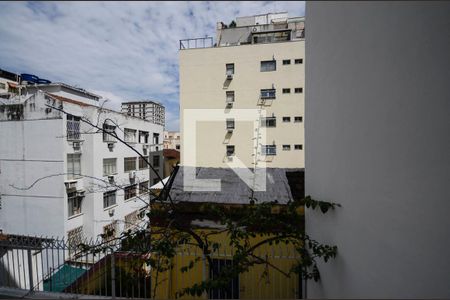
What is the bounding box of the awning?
[150,176,170,190]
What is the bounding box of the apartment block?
[121,100,165,127]
[0,77,164,241]
[163,131,180,150]
[179,12,305,168]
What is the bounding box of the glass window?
[103,158,117,176]
[226,63,234,75]
[226,118,235,129]
[260,60,277,72]
[295,58,303,64]
[282,88,291,94]
[261,117,276,127]
[153,155,160,168]
[226,145,235,156]
[124,184,137,200]
[283,145,291,151]
[124,157,136,172]
[294,116,303,123]
[103,190,116,208]
[295,87,303,93]
[139,181,149,195]
[67,153,81,180]
[294,144,303,150]
[68,191,83,217]
[260,89,276,99]
[282,117,291,122]
[283,59,291,65]
[124,128,137,143]
[261,145,277,156]
[139,156,149,170]
[103,123,116,142]
[226,91,235,103]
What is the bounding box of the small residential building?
[179,12,305,168]
[121,100,165,127]
[0,79,164,241]
[163,131,180,150]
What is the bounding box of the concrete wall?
[180,41,305,168]
[305,2,450,298]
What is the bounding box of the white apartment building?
[121,100,165,127]
[0,82,164,242]
[163,131,180,150]
[179,12,305,168]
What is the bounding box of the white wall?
[305,2,450,298]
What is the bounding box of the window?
[103,221,118,242]
[139,131,149,143]
[261,117,276,127]
[124,184,137,200]
[176,145,180,150]
[139,181,149,195]
[294,144,303,150]
[124,128,137,143]
[68,191,83,217]
[103,190,116,208]
[226,145,235,156]
[124,157,136,172]
[226,63,234,76]
[103,123,116,142]
[282,59,291,65]
[226,91,235,103]
[261,145,277,156]
[295,58,303,64]
[67,153,81,180]
[153,133,160,144]
[209,259,239,299]
[226,118,235,130]
[283,144,291,151]
[253,30,290,44]
[260,89,276,99]
[294,116,303,123]
[295,87,303,93]
[153,155,160,168]
[103,158,117,175]
[282,88,291,94]
[260,60,276,72]
[139,156,149,170]
[282,117,291,122]
[66,114,81,140]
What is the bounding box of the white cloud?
[0,1,305,131]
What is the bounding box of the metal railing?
[179,37,214,50]
[0,234,303,299]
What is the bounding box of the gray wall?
[305,2,450,298]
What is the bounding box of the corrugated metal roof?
[169,166,304,205]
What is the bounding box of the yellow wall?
[152,229,301,299]
[179,41,305,168]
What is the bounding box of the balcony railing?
[179,37,214,50]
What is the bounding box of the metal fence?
[0,234,303,299]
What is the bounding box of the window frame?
[261,145,277,156]
[67,153,81,180]
[282,59,291,65]
[226,145,235,156]
[294,116,303,123]
[260,89,276,99]
[295,58,303,64]
[260,60,277,72]
[226,63,235,75]
[261,117,276,128]
[124,184,137,201]
[226,118,235,130]
[124,157,137,172]
[103,190,117,209]
[226,91,235,103]
[103,123,116,142]
[68,191,83,217]
[294,144,303,150]
[124,128,137,143]
[282,144,291,151]
[282,117,291,122]
[295,87,303,94]
[66,114,81,141]
[282,88,291,94]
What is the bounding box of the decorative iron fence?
[0,234,303,299]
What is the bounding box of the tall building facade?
[121,100,165,127]
[0,76,164,241]
[179,12,305,168]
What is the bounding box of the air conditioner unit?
[65,181,77,190]
[108,175,115,184]
[129,171,136,180]
[107,143,114,150]
[108,209,115,217]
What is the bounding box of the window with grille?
[294,116,303,123]
[124,128,137,143]
[295,87,303,93]
[283,59,291,65]
[103,123,116,142]
[124,157,136,172]
[67,153,81,180]
[260,89,276,99]
[103,221,118,242]
[209,259,239,299]
[260,60,276,72]
[139,181,149,195]
[261,117,276,127]
[261,145,277,156]
[124,184,137,200]
[67,115,81,140]
[103,190,116,208]
[68,191,83,217]
[294,144,303,150]
[103,158,117,175]
[67,226,84,248]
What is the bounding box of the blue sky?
[0,1,305,131]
